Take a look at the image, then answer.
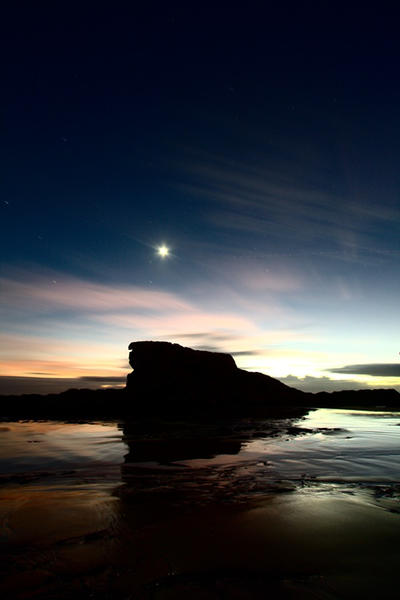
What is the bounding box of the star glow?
[157,245,170,258]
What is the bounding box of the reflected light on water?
[1,410,400,599]
[0,421,125,473]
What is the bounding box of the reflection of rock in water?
[118,418,297,507]
[120,421,242,505]
[123,436,242,463]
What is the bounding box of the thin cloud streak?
[181,153,400,261]
[94,311,257,335]
[330,364,400,377]
[0,358,128,378]
[0,274,192,313]
[201,257,304,293]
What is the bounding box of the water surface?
[1,409,400,599]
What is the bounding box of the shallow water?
[241,408,400,482]
[1,409,400,599]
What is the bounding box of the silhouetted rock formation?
[1,341,399,418]
[128,341,236,377]
[126,340,306,416]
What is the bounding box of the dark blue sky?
[1,4,400,393]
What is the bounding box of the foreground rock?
[126,341,306,416]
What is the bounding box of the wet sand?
[1,411,400,599]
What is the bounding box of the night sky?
[1,4,400,394]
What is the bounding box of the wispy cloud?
[330,364,400,377]
[231,350,262,357]
[94,311,256,336]
[0,274,192,313]
[196,255,305,295]
[0,357,128,378]
[179,152,400,263]
[167,332,237,342]
[79,376,126,382]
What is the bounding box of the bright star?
[157,245,170,258]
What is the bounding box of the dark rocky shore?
[0,341,399,419]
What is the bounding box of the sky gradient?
[1,5,400,394]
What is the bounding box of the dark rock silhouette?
[128,341,237,378]
[126,340,306,416]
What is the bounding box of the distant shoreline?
[1,386,399,421]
